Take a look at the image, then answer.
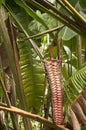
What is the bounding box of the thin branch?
[62,0,86,24]
[0,60,18,130]
[76,36,82,68]
[0,105,69,130]
[57,0,81,26]
[57,0,74,17]
[27,0,82,35]
[7,18,32,130]
[41,0,86,33]
[19,25,64,42]
[0,59,11,107]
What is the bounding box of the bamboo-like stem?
[27,0,82,35]
[57,0,81,27]
[62,0,86,24]
[0,67,18,130]
[57,0,74,17]
[0,105,69,130]
[0,7,32,130]
[76,36,82,68]
[42,0,75,25]
[7,18,32,130]
[0,60,11,107]
[19,25,64,42]
[4,4,44,60]
[40,0,86,33]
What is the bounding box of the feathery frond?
[63,65,86,110]
[19,41,45,113]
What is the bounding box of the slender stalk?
[26,0,82,35]
[19,25,64,42]
[8,18,32,130]
[85,47,86,61]
[0,105,69,130]
[62,0,86,24]
[4,4,44,60]
[57,0,81,26]
[40,0,86,33]
[0,7,32,130]
[76,36,82,68]
[0,64,18,130]
[57,0,74,17]
[42,0,75,25]
[0,60,11,107]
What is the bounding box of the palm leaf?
[71,66,86,90]
[19,41,45,113]
[63,65,86,111]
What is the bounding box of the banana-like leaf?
[62,27,77,41]
[18,41,45,113]
[14,0,48,29]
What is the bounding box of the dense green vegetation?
[0,0,86,130]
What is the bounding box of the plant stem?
[0,105,69,130]
[57,0,74,17]
[62,0,86,24]
[0,7,32,130]
[19,25,64,42]
[40,0,86,34]
[76,36,82,68]
[27,0,82,35]
[0,68,18,130]
[4,4,44,60]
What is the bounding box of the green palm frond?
[19,41,45,113]
[63,65,86,110]
[71,65,86,91]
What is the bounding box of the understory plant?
[0,0,86,130]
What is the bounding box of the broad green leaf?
[81,125,86,130]
[0,0,2,8]
[5,5,44,59]
[61,27,77,41]
[79,0,86,9]
[68,0,78,6]
[14,0,48,29]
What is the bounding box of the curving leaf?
[18,41,45,113]
[71,66,86,87]
[14,0,48,29]
[61,27,77,41]
[63,65,86,108]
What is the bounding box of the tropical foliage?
[0,0,86,130]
